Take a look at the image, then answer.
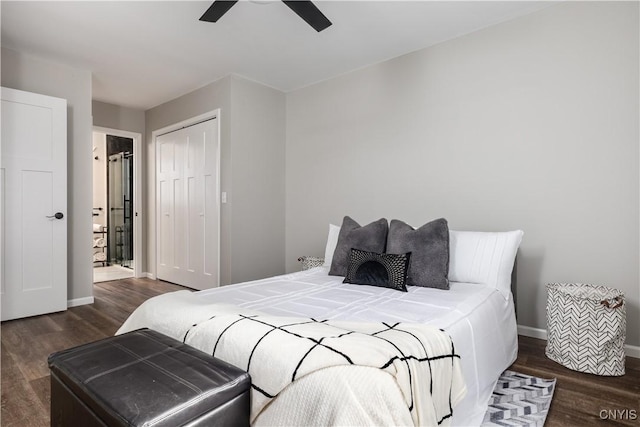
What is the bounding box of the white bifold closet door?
[156,118,219,290]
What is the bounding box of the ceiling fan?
[199,0,332,32]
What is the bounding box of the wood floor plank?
[1,277,638,426]
[545,388,638,427]
[1,277,185,426]
[67,304,122,336]
[29,376,51,416]
[2,322,54,382]
[1,343,48,427]
[510,335,640,426]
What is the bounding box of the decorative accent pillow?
[343,249,411,292]
[386,218,450,290]
[297,256,325,271]
[448,230,523,299]
[323,224,341,267]
[329,216,388,276]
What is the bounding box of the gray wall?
[230,76,286,283]
[92,100,145,136]
[145,75,285,285]
[145,76,233,284]
[1,47,94,302]
[285,2,640,345]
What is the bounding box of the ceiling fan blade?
[282,1,332,32]
[200,0,239,23]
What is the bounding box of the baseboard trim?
[67,297,94,308]
[144,272,156,280]
[624,344,640,359]
[517,324,640,359]
[517,325,548,340]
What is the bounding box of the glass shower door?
[108,152,134,268]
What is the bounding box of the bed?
[118,222,523,426]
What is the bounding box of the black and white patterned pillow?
[343,249,411,292]
[297,256,325,271]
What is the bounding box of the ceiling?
[1,1,554,110]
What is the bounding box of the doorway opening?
[92,128,142,283]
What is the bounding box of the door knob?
[47,212,64,219]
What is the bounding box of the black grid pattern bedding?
[182,312,461,425]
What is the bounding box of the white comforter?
[118,291,467,426]
[189,267,518,426]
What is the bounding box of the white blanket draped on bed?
[117,290,466,426]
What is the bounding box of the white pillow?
[323,224,341,267]
[448,230,523,299]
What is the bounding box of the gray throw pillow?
[387,218,450,290]
[328,216,388,277]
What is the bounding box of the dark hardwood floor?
[511,336,640,426]
[1,277,639,426]
[1,278,186,427]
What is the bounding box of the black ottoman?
[48,328,251,427]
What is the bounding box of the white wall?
[92,100,145,136]
[1,47,94,302]
[285,2,640,345]
[92,132,107,228]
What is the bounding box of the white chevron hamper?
[545,283,625,376]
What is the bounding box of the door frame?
[151,109,221,287]
[92,126,143,279]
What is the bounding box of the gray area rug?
[482,370,556,426]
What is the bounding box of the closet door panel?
[203,120,219,280]
[157,136,178,284]
[204,173,217,279]
[156,117,219,290]
[158,179,173,270]
[187,126,205,281]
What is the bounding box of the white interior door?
[156,118,219,290]
[1,87,67,321]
